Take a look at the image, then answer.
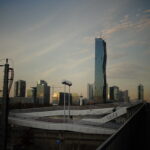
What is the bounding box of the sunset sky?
[0,0,150,100]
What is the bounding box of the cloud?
[66,70,88,79]
[101,15,132,37]
[134,16,150,31]
[34,53,94,81]
[70,49,90,56]
[83,36,94,44]
[144,49,150,55]
[40,66,60,79]
[67,54,94,69]
[117,40,150,48]
[101,13,150,38]
[109,51,127,59]
[26,18,51,32]
[144,9,150,13]
[108,62,149,80]
[19,32,78,64]
[83,11,150,43]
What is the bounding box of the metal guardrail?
[96,102,146,150]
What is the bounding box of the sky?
[0,0,150,100]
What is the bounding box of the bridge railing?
[96,102,145,150]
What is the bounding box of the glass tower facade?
[94,38,107,103]
[36,80,50,105]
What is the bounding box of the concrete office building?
[14,80,26,97]
[94,38,107,103]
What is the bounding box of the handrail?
[96,102,145,150]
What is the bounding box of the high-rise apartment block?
[94,38,107,103]
[109,86,119,101]
[138,84,144,100]
[118,90,129,102]
[87,83,94,100]
[36,80,50,105]
[27,87,37,104]
[14,80,26,97]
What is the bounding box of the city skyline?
[0,0,150,100]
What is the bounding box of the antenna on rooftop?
[100,32,105,39]
[96,32,105,40]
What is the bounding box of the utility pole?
[68,83,72,119]
[63,84,66,122]
[62,80,72,121]
[0,59,13,150]
[1,59,9,150]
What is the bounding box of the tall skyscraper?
[110,86,119,101]
[14,80,26,97]
[87,83,94,100]
[36,80,50,105]
[138,84,144,100]
[94,38,107,103]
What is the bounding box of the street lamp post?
[62,80,72,120]
[64,84,66,121]
[68,83,72,119]
[62,81,67,122]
